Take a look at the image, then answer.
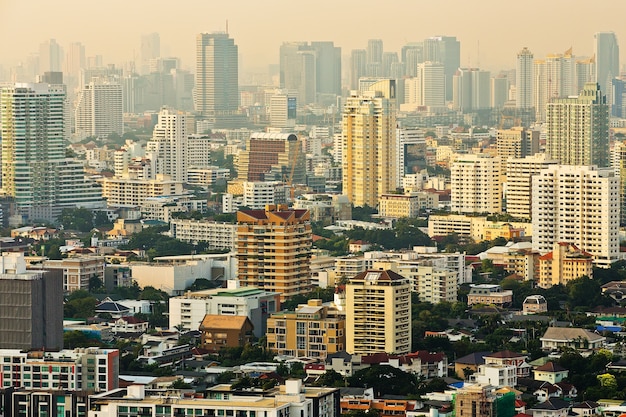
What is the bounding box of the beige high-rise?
[342,79,396,208]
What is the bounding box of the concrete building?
[342,80,396,207]
[237,132,306,184]
[146,107,188,183]
[131,254,237,295]
[0,252,63,351]
[199,314,254,353]
[98,175,184,207]
[451,154,502,215]
[0,347,118,392]
[169,282,280,336]
[404,62,445,108]
[378,192,439,218]
[396,127,426,188]
[423,36,460,101]
[194,32,239,116]
[452,68,491,113]
[0,83,103,221]
[595,32,620,98]
[237,205,312,300]
[533,49,577,121]
[517,47,534,110]
[38,256,104,293]
[269,92,297,128]
[505,154,559,220]
[346,270,411,355]
[538,242,594,289]
[395,264,457,304]
[428,214,532,242]
[243,181,289,208]
[292,194,352,225]
[532,165,619,267]
[267,299,345,359]
[496,127,539,161]
[170,219,237,250]
[545,82,609,167]
[74,79,123,139]
[467,284,513,307]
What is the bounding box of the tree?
[349,365,418,396]
[57,208,96,232]
[314,370,345,387]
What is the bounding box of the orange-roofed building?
[199,314,254,353]
[538,242,593,289]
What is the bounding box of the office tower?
[65,42,86,93]
[350,49,367,90]
[140,32,160,74]
[346,270,411,355]
[406,62,445,107]
[533,48,576,121]
[505,154,558,220]
[145,107,188,183]
[576,56,596,93]
[311,41,342,97]
[612,78,626,118]
[236,132,306,184]
[236,205,312,301]
[279,42,318,105]
[79,66,123,89]
[491,76,509,108]
[396,127,425,188]
[194,32,239,116]
[451,154,502,215]
[366,39,383,76]
[382,52,399,77]
[545,82,609,167]
[0,83,103,221]
[269,92,297,128]
[452,68,491,112]
[74,79,123,139]
[39,39,63,73]
[0,252,63,350]
[595,32,620,97]
[402,42,423,77]
[532,165,619,268]
[342,79,396,208]
[423,36,460,101]
[516,47,534,109]
[496,127,539,160]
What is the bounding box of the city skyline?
[2,0,626,76]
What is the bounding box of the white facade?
[405,62,445,108]
[532,165,620,267]
[470,364,517,388]
[505,154,559,220]
[98,175,184,207]
[146,108,188,183]
[187,134,214,169]
[74,80,123,139]
[395,264,458,304]
[170,219,237,250]
[396,127,425,188]
[243,181,288,209]
[451,154,502,215]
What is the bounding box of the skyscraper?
[423,36,460,101]
[0,83,103,221]
[595,32,620,97]
[140,32,160,74]
[533,48,576,121]
[516,47,534,109]
[194,32,239,116]
[311,41,342,97]
[452,68,491,112]
[39,39,63,73]
[366,39,383,76]
[451,154,502,215]
[342,79,396,208]
[350,49,367,90]
[74,79,123,140]
[279,42,317,105]
[405,61,445,108]
[545,82,609,167]
[146,107,188,183]
[346,270,411,355]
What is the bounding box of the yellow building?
[237,205,312,300]
[378,192,439,219]
[538,242,593,289]
[342,80,396,208]
[266,299,345,359]
[97,174,184,207]
[346,270,411,355]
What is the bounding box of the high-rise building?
[236,205,312,301]
[346,270,411,355]
[0,252,63,351]
[496,127,539,160]
[236,132,306,184]
[269,92,297,128]
[146,107,188,183]
[516,47,534,109]
[39,39,63,73]
[194,32,239,116]
[366,39,383,76]
[423,36,460,101]
[452,68,491,112]
[350,49,367,90]
[402,43,423,77]
[279,42,317,106]
[613,140,626,226]
[342,79,396,207]
[576,56,596,94]
[0,83,103,221]
[545,82,609,167]
[74,79,123,140]
[451,154,502,215]
[311,41,342,98]
[532,165,619,268]
[140,32,161,74]
[491,76,509,109]
[405,62,445,108]
[595,32,620,97]
[533,48,576,121]
[505,154,558,220]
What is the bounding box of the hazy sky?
[2,0,626,74]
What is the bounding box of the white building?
[98,175,185,207]
[396,127,425,188]
[170,219,237,250]
[505,154,559,220]
[74,79,123,139]
[451,154,502,215]
[404,62,445,109]
[532,165,619,267]
[130,253,237,295]
[146,108,188,183]
[168,281,281,336]
[470,364,517,388]
[516,47,533,109]
[243,181,289,208]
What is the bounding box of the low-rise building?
[523,295,548,315]
[540,327,606,352]
[428,214,532,242]
[31,256,105,293]
[199,315,254,353]
[467,284,513,307]
[538,243,593,289]
[98,175,185,207]
[170,219,237,250]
